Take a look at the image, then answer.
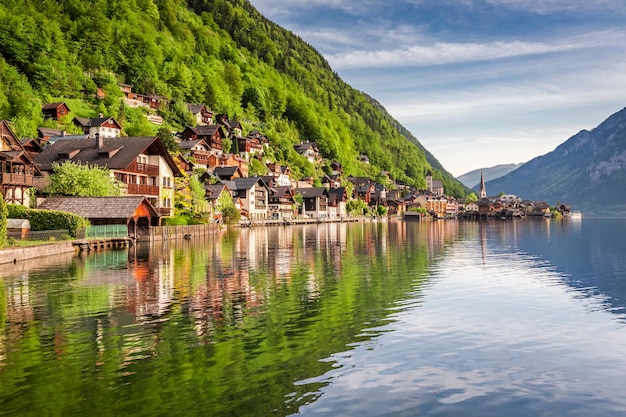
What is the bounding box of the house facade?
[0,120,43,206]
[268,186,296,220]
[42,102,70,121]
[295,187,328,218]
[224,177,269,220]
[181,125,226,154]
[187,103,213,126]
[73,116,122,138]
[34,135,181,217]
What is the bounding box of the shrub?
[7,204,90,238]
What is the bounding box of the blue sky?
[248,0,626,177]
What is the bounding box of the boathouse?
[38,196,160,239]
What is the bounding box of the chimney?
[96,133,104,149]
[98,113,104,118]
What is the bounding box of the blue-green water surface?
[1,219,626,416]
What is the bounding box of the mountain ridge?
[0,0,467,196]
[485,106,626,215]
[456,163,523,189]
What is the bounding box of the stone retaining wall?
[0,242,76,267]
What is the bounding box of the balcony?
[0,173,34,186]
[157,207,173,217]
[128,161,159,176]
[127,184,159,196]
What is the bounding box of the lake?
[1,218,626,416]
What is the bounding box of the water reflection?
[3,219,626,416]
[0,222,454,416]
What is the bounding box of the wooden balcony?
[157,207,173,217]
[127,184,159,196]
[0,174,34,186]
[128,161,159,176]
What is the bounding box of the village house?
[331,161,343,176]
[181,125,226,155]
[208,153,249,178]
[187,103,213,126]
[213,165,243,181]
[34,135,182,217]
[322,174,341,189]
[214,114,243,138]
[178,138,211,170]
[19,138,44,161]
[294,141,320,163]
[295,187,328,218]
[119,84,169,110]
[42,102,71,121]
[204,182,230,221]
[0,120,44,206]
[351,179,376,205]
[327,187,347,219]
[73,115,122,138]
[223,177,269,220]
[268,186,296,220]
[266,163,292,186]
[425,194,449,218]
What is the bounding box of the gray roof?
[295,187,328,198]
[38,196,159,219]
[178,139,207,150]
[224,177,268,191]
[34,136,182,176]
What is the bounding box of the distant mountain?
[485,106,626,216]
[456,164,523,189]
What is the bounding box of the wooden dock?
[72,237,134,253]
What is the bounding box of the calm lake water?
[2,218,626,416]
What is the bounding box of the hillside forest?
[0,0,467,196]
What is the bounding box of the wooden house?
[178,138,211,170]
[294,141,320,163]
[42,102,71,121]
[213,165,243,181]
[268,186,296,220]
[0,120,44,206]
[187,103,213,126]
[295,187,328,218]
[34,135,182,217]
[181,125,226,154]
[73,116,122,138]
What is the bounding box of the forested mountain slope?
[0,0,466,195]
[486,107,626,215]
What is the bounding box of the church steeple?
[479,170,487,199]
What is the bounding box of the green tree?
[216,190,240,224]
[45,162,123,196]
[466,192,478,203]
[249,158,268,176]
[157,127,179,153]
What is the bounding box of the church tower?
[425,170,433,192]
[479,170,487,199]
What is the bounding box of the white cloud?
[484,0,626,14]
[327,29,626,69]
